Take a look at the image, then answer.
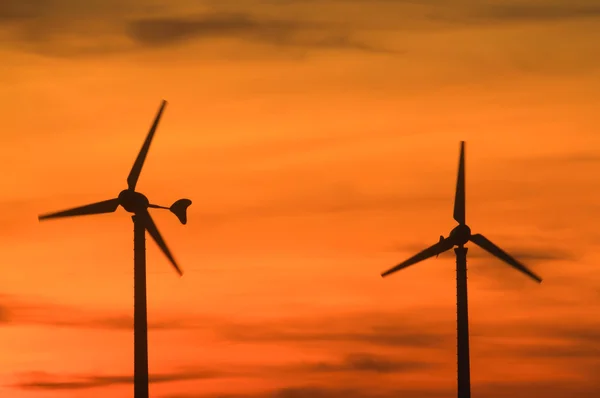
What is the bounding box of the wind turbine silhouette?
[37,100,191,398]
[380,141,542,398]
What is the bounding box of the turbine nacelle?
[118,189,150,213]
[449,224,471,246]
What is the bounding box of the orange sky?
[1,1,600,397]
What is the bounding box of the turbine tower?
[38,100,191,398]
[380,141,542,398]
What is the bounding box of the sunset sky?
[1,0,600,397]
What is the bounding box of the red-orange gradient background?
[1,1,600,397]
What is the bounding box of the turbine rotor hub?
[449,224,471,246]
[118,189,149,213]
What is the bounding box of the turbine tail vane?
[170,199,192,225]
[381,238,454,277]
[469,233,542,283]
[38,198,120,221]
[127,100,167,190]
[141,210,183,276]
[453,141,466,225]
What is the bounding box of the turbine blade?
[453,141,466,225]
[469,233,542,283]
[38,198,119,221]
[381,238,454,277]
[127,100,167,190]
[141,211,183,276]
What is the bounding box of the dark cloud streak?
[5,293,600,396]
[474,2,600,23]
[166,377,600,398]
[218,316,452,349]
[14,369,222,390]
[0,1,398,57]
[302,352,435,373]
[0,294,211,330]
[7,0,599,58]
[126,13,307,46]
[125,13,398,54]
[13,352,435,392]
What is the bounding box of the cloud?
[0,294,443,348]
[165,385,449,398]
[13,369,222,390]
[329,0,600,24]
[0,1,397,57]
[5,298,445,347]
[6,0,599,59]
[0,303,10,322]
[515,342,600,359]
[225,0,600,27]
[126,13,306,47]
[5,294,600,397]
[217,312,452,349]
[12,293,595,365]
[471,319,600,370]
[517,151,600,167]
[474,380,600,398]
[530,324,600,359]
[126,13,398,55]
[0,0,131,21]
[214,311,600,380]
[471,2,600,24]
[165,377,600,398]
[0,294,211,330]
[11,352,436,392]
[299,352,434,373]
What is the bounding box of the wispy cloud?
[187,385,448,398]
[125,13,308,47]
[125,13,396,55]
[13,369,222,390]
[12,351,435,392]
[217,313,452,349]
[165,376,600,398]
[472,319,600,370]
[517,151,600,166]
[0,1,396,57]
[1,294,450,349]
[0,294,211,330]
[468,2,600,24]
[5,0,599,59]
[5,294,600,395]
[298,352,434,373]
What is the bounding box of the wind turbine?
[380,141,542,398]
[37,100,191,398]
